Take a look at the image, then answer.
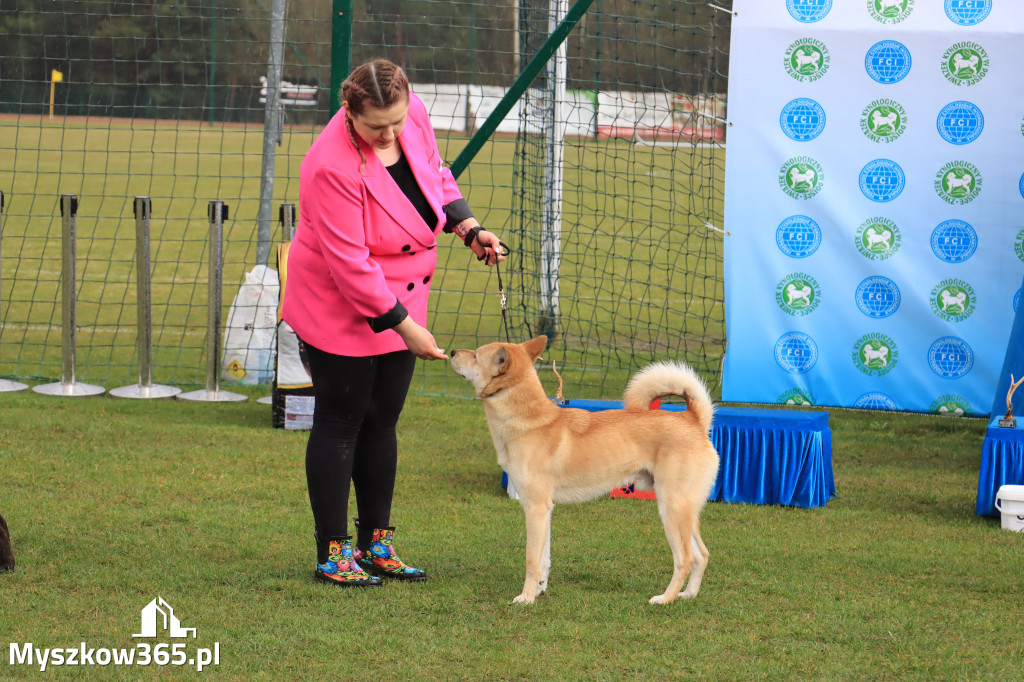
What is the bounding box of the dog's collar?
[480,383,505,399]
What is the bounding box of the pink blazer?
[281,92,466,356]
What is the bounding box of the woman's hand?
[471,229,506,267]
[394,317,448,360]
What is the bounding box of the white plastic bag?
[221,264,280,385]
[275,319,312,388]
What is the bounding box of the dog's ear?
[524,335,547,361]
[492,347,508,374]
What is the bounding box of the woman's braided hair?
[341,59,410,172]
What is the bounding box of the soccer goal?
[469,0,729,398]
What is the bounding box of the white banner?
[723,0,1024,416]
[412,85,724,141]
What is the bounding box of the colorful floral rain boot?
[314,534,381,587]
[353,525,427,582]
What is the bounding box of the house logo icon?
[132,597,196,639]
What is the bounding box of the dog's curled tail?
[623,361,714,434]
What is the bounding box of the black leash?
[492,241,511,343]
[495,241,512,342]
[442,240,511,355]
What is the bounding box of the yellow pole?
[49,69,63,118]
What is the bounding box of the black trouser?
[302,342,416,550]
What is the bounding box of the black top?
[386,152,436,230]
[385,152,474,233]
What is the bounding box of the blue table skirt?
[555,400,835,508]
[976,418,1024,517]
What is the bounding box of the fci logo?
[774,332,818,374]
[945,0,992,26]
[928,336,974,378]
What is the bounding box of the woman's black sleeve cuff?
[366,299,409,333]
[441,199,475,233]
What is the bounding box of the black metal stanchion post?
[279,202,296,242]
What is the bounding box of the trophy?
[999,374,1023,428]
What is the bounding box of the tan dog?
[451,336,719,604]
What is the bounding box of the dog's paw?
[649,593,674,605]
[512,593,536,605]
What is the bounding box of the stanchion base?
[0,379,30,393]
[256,395,272,404]
[109,384,182,400]
[33,381,106,397]
[176,388,248,402]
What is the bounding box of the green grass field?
[1,116,724,399]
[0,389,1019,680]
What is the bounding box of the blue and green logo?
[779,388,815,406]
[941,42,989,86]
[930,279,976,322]
[780,157,824,200]
[868,0,914,24]
[861,99,907,143]
[776,274,821,316]
[853,333,898,376]
[856,217,901,261]
[930,394,970,416]
[785,38,830,82]
[934,161,981,205]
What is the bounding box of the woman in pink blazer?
[282,60,504,587]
